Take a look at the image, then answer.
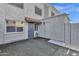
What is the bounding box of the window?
[9,3,24,9]
[16,21,24,32]
[51,11,55,16]
[35,6,42,16]
[35,24,38,31]
[7,26,16,32]
[6,20,16,32]
[17,27,23,32]
[6,20,24,32]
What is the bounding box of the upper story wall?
[4,3,25,20]
[0,3,59,20]
[24,3,59,19]
[24,3,45,19]
[44,4,59,18]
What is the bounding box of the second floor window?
[35,6,42,16]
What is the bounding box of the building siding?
[0,3,28,44]
[38,14,79,51]
[0,4,6,44]
[38,15,69,42]
[70,23,79,48]
[24,3,45,19]
[0,3,60,44]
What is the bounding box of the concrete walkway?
[0,38,79,56]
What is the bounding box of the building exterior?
[0,3,26,44]
[69,23,79,51]
[0,3,59,44]
[1,3,79,52]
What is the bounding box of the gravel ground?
[0,38,79,56]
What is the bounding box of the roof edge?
[42,13,69,20]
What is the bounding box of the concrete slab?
[0,38,79,56]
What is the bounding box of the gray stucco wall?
[4,4,28,44]
[44,4,49,18]
[38,14,79,51]
[70,23,79,48]
[0,4,28,44]
[24,3,59,19]
[0,4,5,44]
[0,3,65,45]
[65,23,70,45]
[24,3,45,19]
[38,14,70,43]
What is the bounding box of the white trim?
[5,32,24,34]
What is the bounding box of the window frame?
[35,6,42,16]
[16,27,23,32]
[6,20,24,33]
[35,24,38,31]
[6,26,16,32]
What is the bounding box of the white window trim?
[6,20,25,33]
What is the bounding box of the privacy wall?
[38,14,79,51]
[38,14,70,43]
[70,23,79,50]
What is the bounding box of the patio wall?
[38,14,70,43]
[70,23,79,48]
